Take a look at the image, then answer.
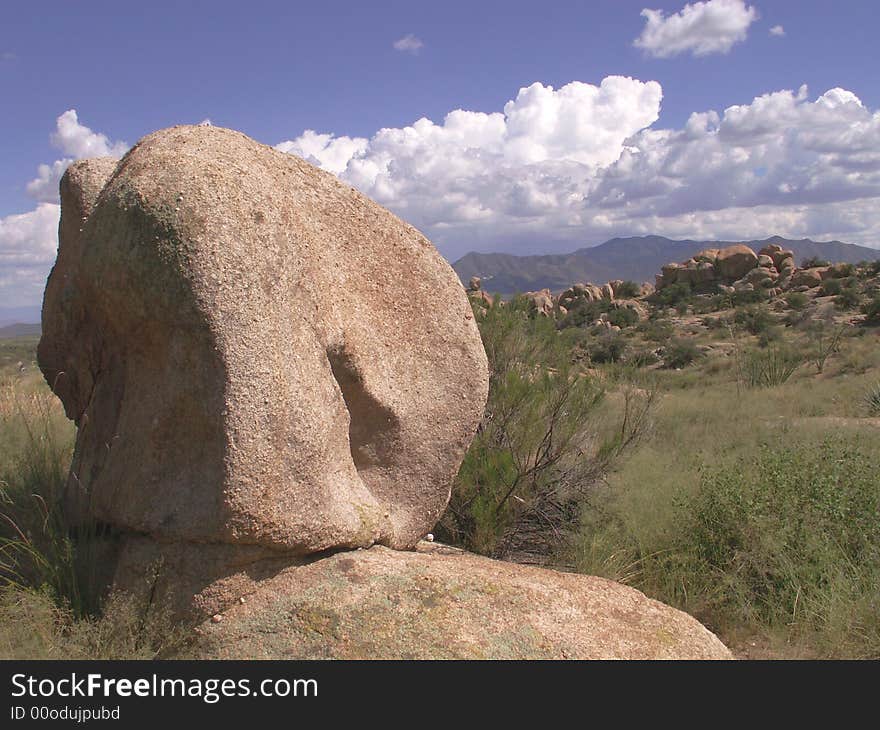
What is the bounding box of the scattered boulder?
[613,299,649,320]
[191,542,733,660]
[790,268,824,288]
[524,288,554,317]
[715,244,759,280]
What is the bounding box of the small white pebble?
[239,596,246,604]
[425,533,434,542]
[211,613,223,623]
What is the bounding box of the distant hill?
[0,323,40,339]
[452,235,880,295]
[0,306,41,328]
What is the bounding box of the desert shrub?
[833,263,856,278]
[0,586,188,660]
[691,295,724,315]
[651,282,691,306]
[589,332,627,364]
[820,278,842,296]
[757,325,784,348]
[679,442,880,656]
[702,316,726,330]
[637,318,673,343]
[785,291,809,311]
[557,298,611,329]
[835,287,862,310]
[734,304,775,335]
[800,309,846,373]
[730,288,767,306]
[861,295,880,324]
[575,439,880,657]
[626,349,660,368]
[737,346,802,387]
[606,306,639,329]
[614,280,641,298]
[802,255,830,269]
[440,300,653,559]
[864,383,880,416]
[663,338,702,369]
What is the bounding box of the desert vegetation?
[0,337,184,658]
[454,257,880,658]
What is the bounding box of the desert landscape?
[2,2,879,669]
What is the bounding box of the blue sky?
[2,0,880,307]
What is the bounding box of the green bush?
[680,442,880,656]
[651,282,692,306]
[614,280,641,299]
[663,338,702,369]
[576,439,880,657]
[557,298,611,329]
[606,306,639,329]
[731,288,768,306]
[861,295,880,324]
[734,304,775,335]
[440,299,653,559]
[835,287,862,310]
[589,332,627,363]
[785,291,809,311]
[757,325,784,348]
[626,348,660,368]
[820,279,843,297]
[637,318,673,343]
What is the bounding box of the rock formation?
[653,241,838,296]
[39,124,488,608]
[191,542,731,660]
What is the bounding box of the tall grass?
[0,361,187,659]
[572,364,880,658]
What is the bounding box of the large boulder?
[715,244,759,281]
[38,125,489,577]
[189,543,732,660]
[790,268,824,288]
[524,288,554,317]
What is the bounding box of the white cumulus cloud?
[275,130,368,175]
[25,110,128,203]
[0,203,61,308]
[3,110,127,307]
[770,24,785,37]
[277,79,880,258]
[279,77,662,240]
[634,0,758,58]
[392,34,423,53]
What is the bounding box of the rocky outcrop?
[465,275,493,308]
[39,125,489,613]
[654,241,832,295]
[523,288,554,317]
[190,542,732,660]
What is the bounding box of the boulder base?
[189,543,732,660]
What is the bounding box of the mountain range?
[452,235,880,295]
